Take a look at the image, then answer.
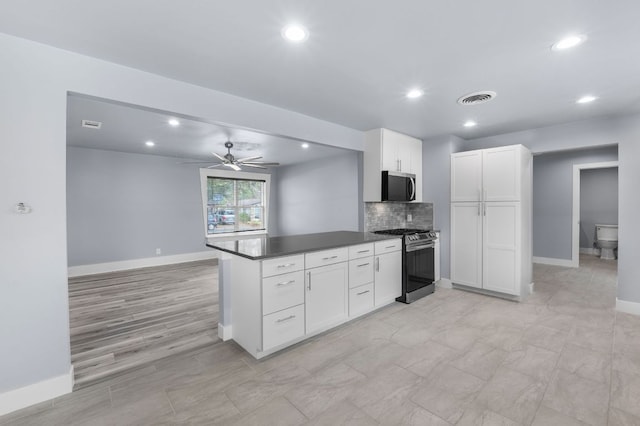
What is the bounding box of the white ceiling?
[4,0,640,144]
[66,95,350,165]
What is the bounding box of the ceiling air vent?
[457,91,497,105]
[81,119,102,129]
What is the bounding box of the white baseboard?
[0,365,73,416]
[436,278,452,289]
[616,298,640,316]
[533,256,575,268]
[68,250,218,277]
[218,323,232,341]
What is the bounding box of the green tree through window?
[207,177,266,235]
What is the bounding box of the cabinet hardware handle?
[484,204,486,216]
[399,159,402,171]
[376,257,380,272]
[277,263,295,269]
[385,245,396,249]
[276,315,296,323]
[357,290,370,295]
[356,250,370,254]
[276,280,296,287]
[322,255,339,260]
[477,203,480,216]
[307,271,311,291]
[357,263,370,268]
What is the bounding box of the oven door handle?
[405,243,435,252]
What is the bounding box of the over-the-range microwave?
[381,171,416,202]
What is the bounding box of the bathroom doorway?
[572,161,619,267]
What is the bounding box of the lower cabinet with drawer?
[228,239,401,359]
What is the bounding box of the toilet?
[596,224,618,260]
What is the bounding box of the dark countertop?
[206,231,401,260]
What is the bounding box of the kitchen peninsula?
[206,231,402,358]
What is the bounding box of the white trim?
[218,323,232,341]
[529,282,535,294]
[436,278,452,289]
[68,250,217,277]
[533,256,575,268]
[0,365,73,416]
[572,161,619,268]
[616,298,640,316]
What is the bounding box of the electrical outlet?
[407,214,412,222]
[156,248,161,255]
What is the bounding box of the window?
[200,169,270,236]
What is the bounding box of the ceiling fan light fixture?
[223,162,242,171]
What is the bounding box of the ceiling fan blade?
[178,161,219,164]
[243,162,280,166]
[206,163,225,169]
[212,152,227,162]
[223,162,242,171]
[235,155,262,163]
[241,163,267,169]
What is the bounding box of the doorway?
[572,161,619,267]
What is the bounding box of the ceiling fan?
[185,142,280,171]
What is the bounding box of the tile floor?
[2,255,640,425]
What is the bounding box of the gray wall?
[532,146,618,260]
[67,146,278,266]
[274,152,360,236]
[580,168,618,249]
[67,147,204,265]
[421,134,464,279]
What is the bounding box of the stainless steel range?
[373,228,437,303]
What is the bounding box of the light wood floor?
[68,259,220,388]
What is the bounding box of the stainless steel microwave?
[381,171,416,202]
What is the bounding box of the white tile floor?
[2,254,639,425]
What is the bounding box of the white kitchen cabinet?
[450,144,532,299]
[451,145,525,202]
[363,128,423,202]
[228,238,401,359]
[451,203,482,289]
[305,260,348,334]
[374,240,402,306]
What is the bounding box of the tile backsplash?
[364,202,433,232]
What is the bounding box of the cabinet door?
[450,202,482,288]
[408,138,423,201]
[305,263,348,334]
[483,146,521,201]
[381,129,401,172]
[374,251,402,306]
[451,151,482,201]
[483,202,520,295]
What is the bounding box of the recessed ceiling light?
[576,95,597,104]
[168,118,180,127]
[406,89,424,99]
[463,120,477,128]
[281,24,309,42]
[552,35,587,51]
[301,143,309,149]
[145,141,155,147]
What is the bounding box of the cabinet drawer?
[375,239,402,255]
[349,283,374,318]
[262,271,305,315]
[262,255,304,278]
[348,257,374,288]
[263,304,305,351]
[349,243,374,259]
[305,247,348,269]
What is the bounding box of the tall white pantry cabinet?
[450,144,533,299]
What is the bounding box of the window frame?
[199,168,271,239]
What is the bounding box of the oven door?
[404,242,435,293]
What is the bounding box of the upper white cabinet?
[451,145,525,202]
[363,128,423,202]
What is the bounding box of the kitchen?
[2,2,640,425]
